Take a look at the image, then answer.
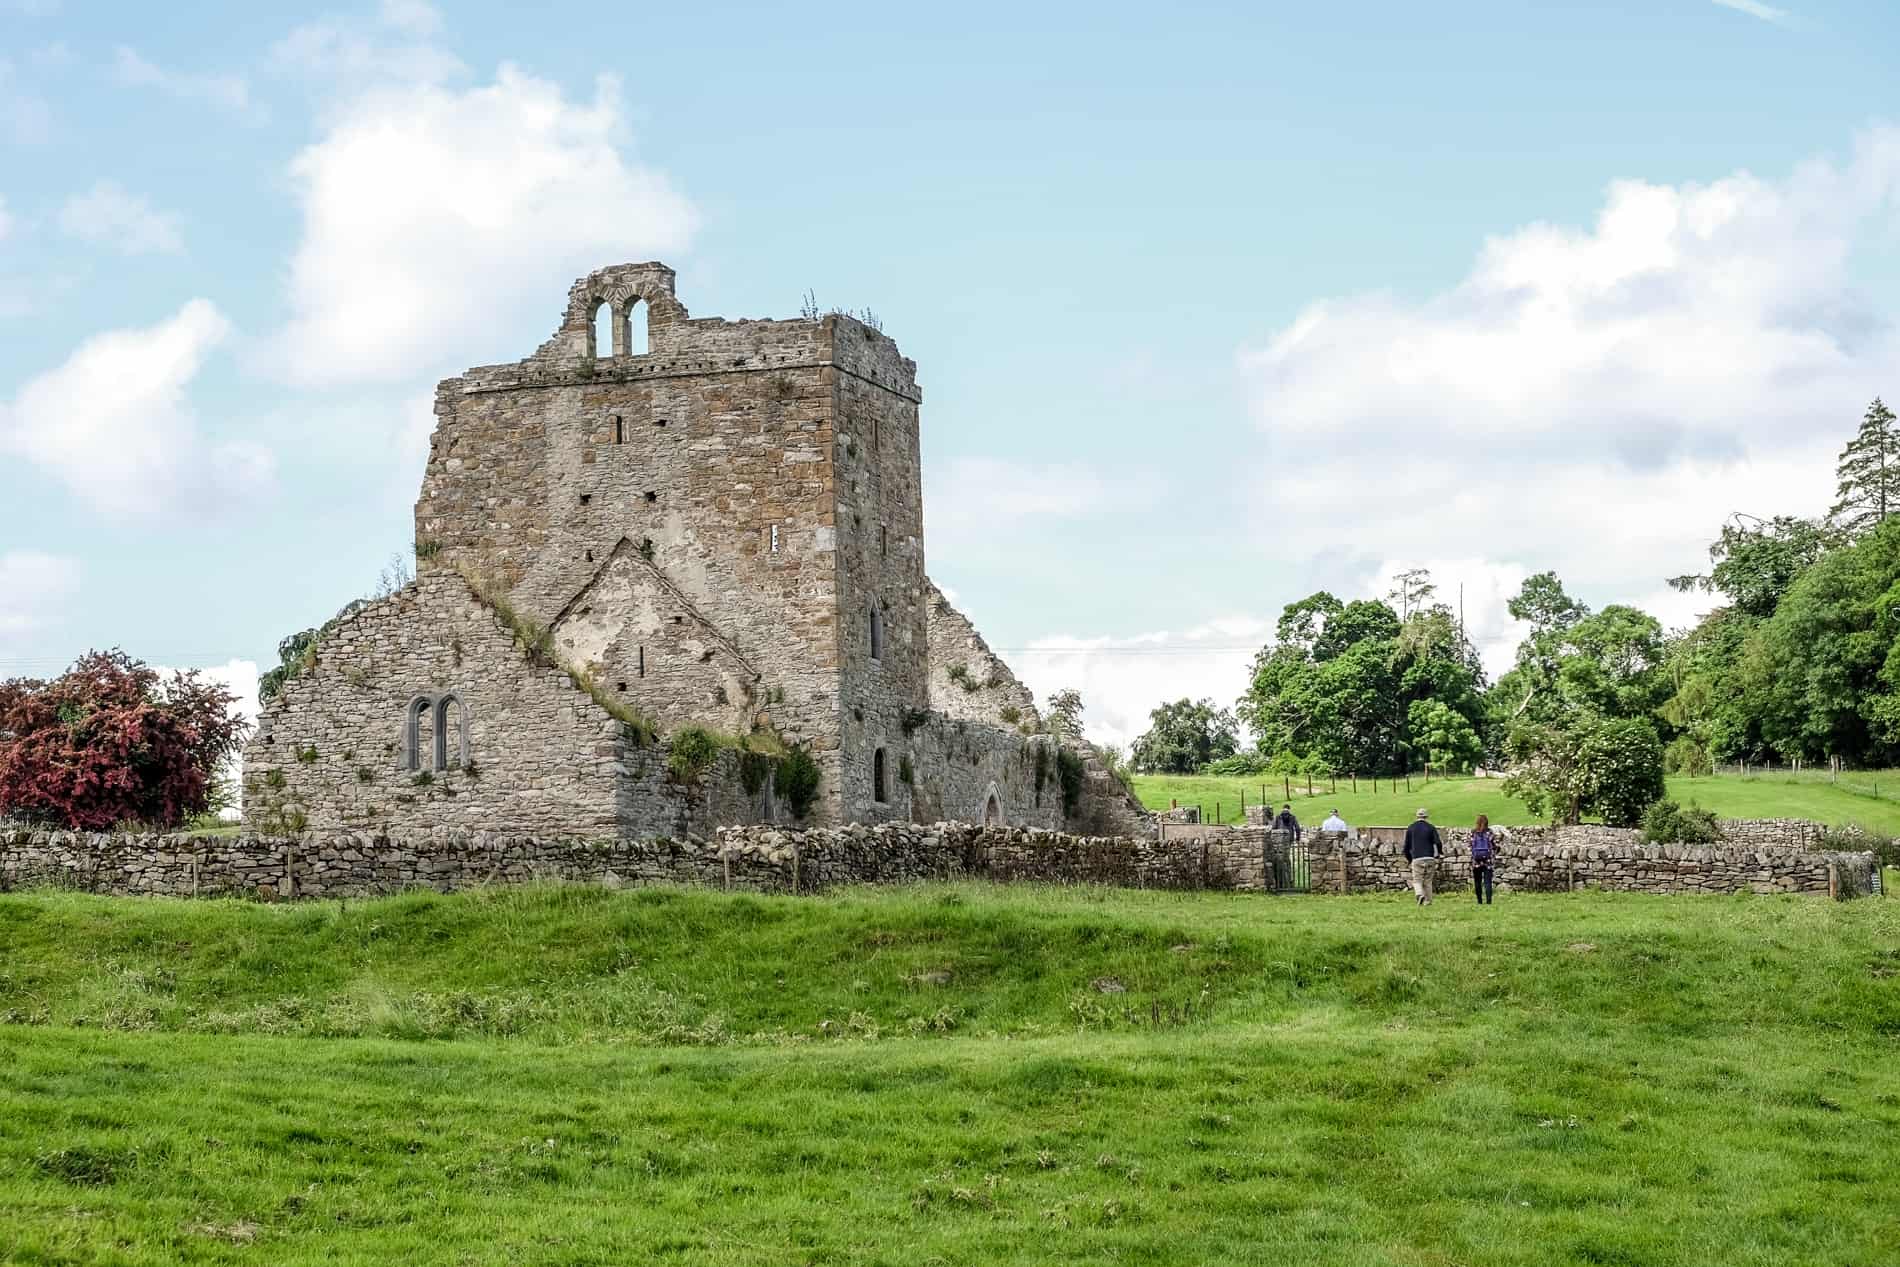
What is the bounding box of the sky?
[2,0,1899,748]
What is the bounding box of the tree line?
[1127,398,1900,824]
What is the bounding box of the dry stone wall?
[1303,830,1874,896]
[5,822,1869,902]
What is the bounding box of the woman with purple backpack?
[1470,814,1498,905]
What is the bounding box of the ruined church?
[243,263,1146,839]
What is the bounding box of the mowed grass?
[1132,771,1900,834]
[2,888,1898,1266]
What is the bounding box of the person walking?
[1273,803,1302,840]
[1469,814,1498,905]
[1403,808,1442,906]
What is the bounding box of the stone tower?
[415,262,927,822]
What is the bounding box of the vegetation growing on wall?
[776,745,821,819]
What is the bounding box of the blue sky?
[3,0,1898,744]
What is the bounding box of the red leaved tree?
[0,650,248,831]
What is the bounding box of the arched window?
[984,793,1002,826]
[404,695,432,771]
[873,748,888,804]
[592,300,614,361]
[627,298,648,356]
[435,693,468,771]
[869,603,884,661]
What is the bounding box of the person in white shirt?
[1321,810,1348,834]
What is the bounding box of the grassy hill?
[1131,770,1900,834]
[4,882,1898,1264]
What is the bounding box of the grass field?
[3,882,1898,1264]
[1131,770,1900,834]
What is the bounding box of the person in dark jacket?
[1402,808,1443,905]
[1272,803,1302,840]
[1469,814,1499,905]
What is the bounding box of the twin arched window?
[591,297,649,360]
[405,692,469,772]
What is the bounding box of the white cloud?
[925,455,1154,561]
[266,62,694,387]
[270,3,464,87]
[1241,129,1900,637]
[57,181,184,254]
[0,300,274,514]
[1712,0,1791,24]
[112,46,263,122]
[0,57,52,143]
[0,550,79,638]
[1009,616,1272,750]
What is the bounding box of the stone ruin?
[242,263,1150,841]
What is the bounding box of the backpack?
[1471,829,1494,862]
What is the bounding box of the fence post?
[1216,801,1221,825]
[1338,842,1347,894]
[1829,862,1839,901]
[1284,777,1291,802]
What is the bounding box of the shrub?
[999,704,1022,726]
[667,727,724,784]
[898,754,915,786]
[1640,799,1722,845]
[1664,736,1713,777]
[777,745,821,819]
[1056,748,1087,817]
[0,651,247,831]
[738,750,773,796]
[1202,751,1270,776]
[1818,824,1899,871]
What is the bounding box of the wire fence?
[1707,762,1900,804]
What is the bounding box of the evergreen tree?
[1828,397,1900,538]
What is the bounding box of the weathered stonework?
[245,263,1146,839]
[2,824,1868,901]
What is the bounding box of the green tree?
[1044,688,1085,740]
[1406,698,1482,772]
[1502,715,1664,826]
[1829,398,1900,539]
[1239,592,1485,776]
[1129,698,1239,774]
[1668,514,1832,619]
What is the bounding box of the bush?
[0,651,247,830]
[1818,824,1899,871]
[1202,751,1270,776]
[1664,737,1713,777]
[777,745,821,819]
[1056,748,1087,817]
[666,727,725,783]
[1640,799,1723,845]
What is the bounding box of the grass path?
[2,884,1898,1263]
[1130,771,1900,833]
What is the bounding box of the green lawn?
[2,883,1898,1264]
[1131,771,1900,834]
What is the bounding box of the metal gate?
[1270,836,1312,893]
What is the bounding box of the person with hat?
[1402,807,1443,906]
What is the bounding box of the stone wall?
[1355,818,1832,851]
[0,823,1265,900]
[1302,830,1875,896]
[243,572,628,836]
[5,823,1870,902]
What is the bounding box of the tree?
[1406,698,1482,772]
[1387,567,1437,620]
[0,650,248,830]
[1239,592,1486,776]
[1829,398,1900,539]
[1668,514,1832,619]
[1044,688,1086,740]
[1502,714,1663,826]
[1129,698,1239,774]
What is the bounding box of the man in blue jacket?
[1403,808,1443,906]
